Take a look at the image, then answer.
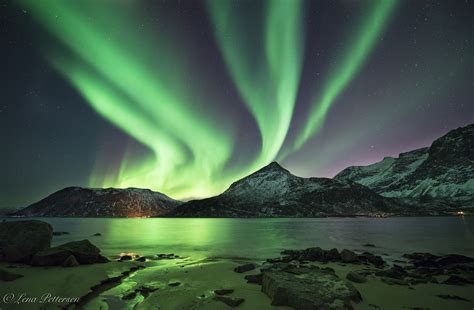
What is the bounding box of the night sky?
[1,0,473,209]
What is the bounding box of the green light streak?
[291,0,397,152]
[207,0,304,169]
[20,0,236,199]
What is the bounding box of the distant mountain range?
[170,162,404,217]
[10,123,473,217]
[335,124,473,207]
[12,187,180,217]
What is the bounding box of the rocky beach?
[1,220,473,309]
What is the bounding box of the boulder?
[0,220,52,263]
[234,263,256,273]
[31,248,71,266]
[32,239,106,266]
[346,271,367,283]
[366,254,385,268]
[57,240,101,264]
[303,247,325,261]
[340,249,358,263]
[262,267,362,309]
[325,248,341,261]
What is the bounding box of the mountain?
[169,162,406,217]
[12,187,181,217]
[335,124,474,206]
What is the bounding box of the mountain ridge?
[335,124,474,206]
[12,187,181,217]
[11,123,473,217]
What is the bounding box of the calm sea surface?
[4,217,474,260]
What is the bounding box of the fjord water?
[16,216,473,260]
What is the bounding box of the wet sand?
[1,253,473,310]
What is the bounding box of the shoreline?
[1,249,473,309]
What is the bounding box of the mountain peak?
[257,161,289,173]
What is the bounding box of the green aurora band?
[19,0,397,199]
[206,0,304,170]
[20,0,236,199]
[289,0,397,152]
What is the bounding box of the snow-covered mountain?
[170,162,405,217]
[13,187,181,217]
[335,124,474,206]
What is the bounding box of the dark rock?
[262,267,362,309]
[403,253,441,268]
[244,273,263,284]
[122,292,137,300]
[0,220,53,263]
[325,248,341,261]
[57,240,102,264]
[0,269,24,282]
[62,255,79,267]
[436,254,474,266]
[157,253,176,259]
[32,239,105,266]
[119,255,133,262]
[214,289,234,295]
[213,296,245,307]
[53,231,70,236]
[31,248,72,266]
[437,294,470,301]
[375,265,408,280]
[135,256,146,262]
[358,252,385,267]
[443,275,473,285]
[340,249,358,263]
[97,255,110,263]
[363,244,376,248]
[136,284,159,297]
[234,263,256,273]
[346,271,367,283]
[302,247,325,261]
[366,255,385,268]
[168,281,181,287]
[92,233,102,237]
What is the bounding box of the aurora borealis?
[1,0,473,209]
